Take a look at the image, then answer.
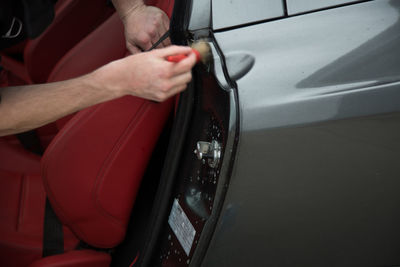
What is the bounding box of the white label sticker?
[168,199,196,256]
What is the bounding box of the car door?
[203,0,400,266]
[138,0,400,266]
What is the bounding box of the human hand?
[94,46,197,102]
[120,4,170,54]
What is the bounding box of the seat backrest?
[42,96,173,248]
[24,0,114,83]
[36,13,126,146]
[40,12,174,248]
[47,13,125,84]
[36,0,175,149]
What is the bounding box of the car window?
[212,0,284,30]
[286,0,362,15]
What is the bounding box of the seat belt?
[42,198,64,257]
[43,198,112,257]
[16,130,43,155]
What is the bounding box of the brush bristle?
[191,41,212,64]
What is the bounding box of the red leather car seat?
[1,0,174,149]
[43,95,173,248]
[0,11,174,266]
[0,0,114,85]
[0,0,114,149]
[36,11,128,148]
[28,0,175,149]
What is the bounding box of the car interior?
[0,0,176,266]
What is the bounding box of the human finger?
[137,32,153,51]
[154,45,193,58]
[151,30,162,49]
[169,71,193,88]
[160,17,170,47]
[127,43,142,55]
[171,52,197,75]
[162,36,171,48]
[153,83,187,102]
[166,84,188,99]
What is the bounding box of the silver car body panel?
[188,0,211,31]
[202,0,400,265]
[287,0,361,14]
[212,0,285,30]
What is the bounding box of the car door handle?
[225,52,255,81]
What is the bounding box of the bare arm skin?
[112,0,170,53]
[0,46,196,137]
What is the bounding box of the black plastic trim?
[136,1,194,266]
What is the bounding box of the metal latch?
[194,140,221,168]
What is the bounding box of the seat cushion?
[28,250,111,267]
[0,148,79,267]
[0,170,47,267]
[0,139,41,174]
[42,95,173,248]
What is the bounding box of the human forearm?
[0,74,119,137]
[0,46,196,137]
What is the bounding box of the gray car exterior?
[140,0,400,266]
[201,0,400,266]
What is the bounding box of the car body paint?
[202,0,400,266]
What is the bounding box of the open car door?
[137,0,400,266]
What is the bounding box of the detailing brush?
[167,40,211,65]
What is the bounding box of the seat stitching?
[16,174,26,232]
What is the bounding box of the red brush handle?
[166,54,187,62]
[166,49,201,62]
